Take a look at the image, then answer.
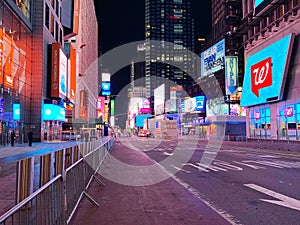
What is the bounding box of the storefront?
[42,104,66,141]
[241,33,299,140]
[0,1,32,145]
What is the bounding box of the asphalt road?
[121,137,300,225]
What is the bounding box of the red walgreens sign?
[251,57,272,97]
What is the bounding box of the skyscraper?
[145,0,195,97]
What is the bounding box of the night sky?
[93,0,211,127]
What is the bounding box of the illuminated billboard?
[201,39,225,77]
[51,43,67,98]
[43,104,66,121]
[154,84,165,115]
[97,97,105,119]
[182,96,205,113]
[241,34,295,107]
[13,104,20,120]
[101,82,111,96]
[225,56,238,95]
[206,96,229,116]
[135,115,152,127]
[102,73,111,82]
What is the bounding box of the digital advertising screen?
[206,96,229,116]
[13,104,20,120]
[43,104,66,121]
[101,82,111,96]
[154,84,165,115]
[201,39,225,77]
[194,96,206,112]
[241,34,295,107]
[135,114,152,127]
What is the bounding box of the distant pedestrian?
[11,131,16,146]
[28,130,33,146]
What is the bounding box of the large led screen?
[241,34,294,107]
[43,104,66,121]
[154,84,165,115]
[135,115,152,127]
[201,39,225,77]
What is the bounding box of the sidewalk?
[69,141,231,225]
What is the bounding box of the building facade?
[239,0,300,140]
[0,0,33,144]
[0,0,98,144]
[145,0,195,97]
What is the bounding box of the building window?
[45,4,50,29]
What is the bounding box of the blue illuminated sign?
[135,115,152,127]
[13,104,20,120]
[201,39,225,77]
[225,56,238,95]
[241,34,294,107]
[43,104,66,121]
[102,82,111,96]
[194,96,206,112]
[254,0,265,8]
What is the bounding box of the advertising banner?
[43,104,66,121]
[13,104,20,120]
[111,99,115,116]
[206,96,229,116]
[241,34,295,107]
[69,44,76,103]
[51,43,67,98]
[225,56,238,95]
[154,84,165,115]
[201,39,225,77]
[101,82,111,96]
[97,97,105,119]
[194,96,206,112]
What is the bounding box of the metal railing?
[0,137,114,225]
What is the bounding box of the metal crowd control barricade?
[0,137,115,225]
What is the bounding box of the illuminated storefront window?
[278,103,300,140]
[0,1,32,144]
[249,108,270,138]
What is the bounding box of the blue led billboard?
[201,39,225,77]
[194,96,206,112]
[102,82,111,96]
[13,104,20,120]
[240,34,294,107]
[43,104,66,121]
[135,115,152,127]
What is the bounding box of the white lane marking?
[243,160,284,168]
[141,152,241,224]
[234,161,265,170]
[184,163,209,172]
[213,161,243,171]
[171,165,191,173]
[197,162,228,172]
[244,184,300,212]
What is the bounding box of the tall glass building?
[145,0,195,97]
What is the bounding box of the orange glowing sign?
[69,45,76,103]
[0,28,23,89]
